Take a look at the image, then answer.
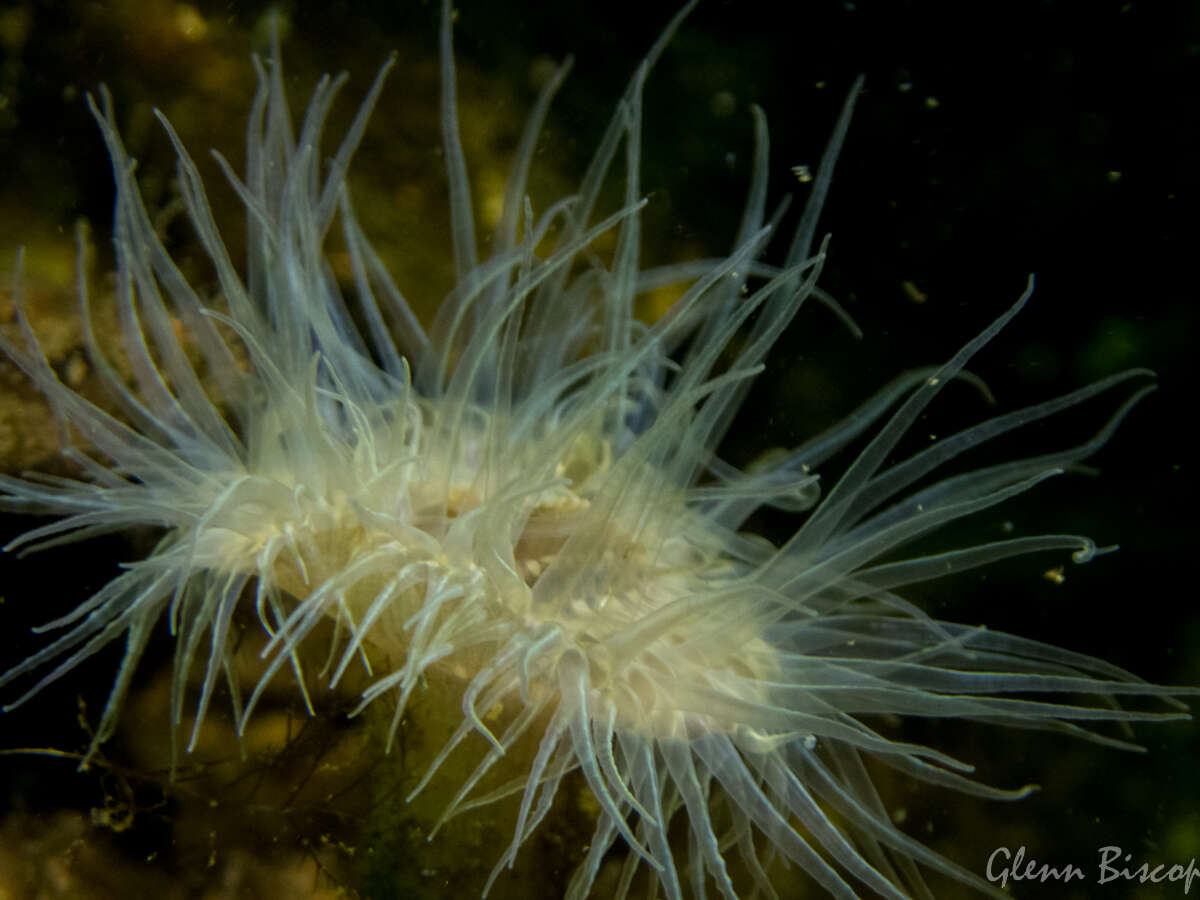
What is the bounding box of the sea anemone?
[0,1,1192,898]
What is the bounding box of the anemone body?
[0,2,1192,898]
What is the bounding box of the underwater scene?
[0,1,1197,898]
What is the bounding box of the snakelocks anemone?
[0,1,1194,897]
